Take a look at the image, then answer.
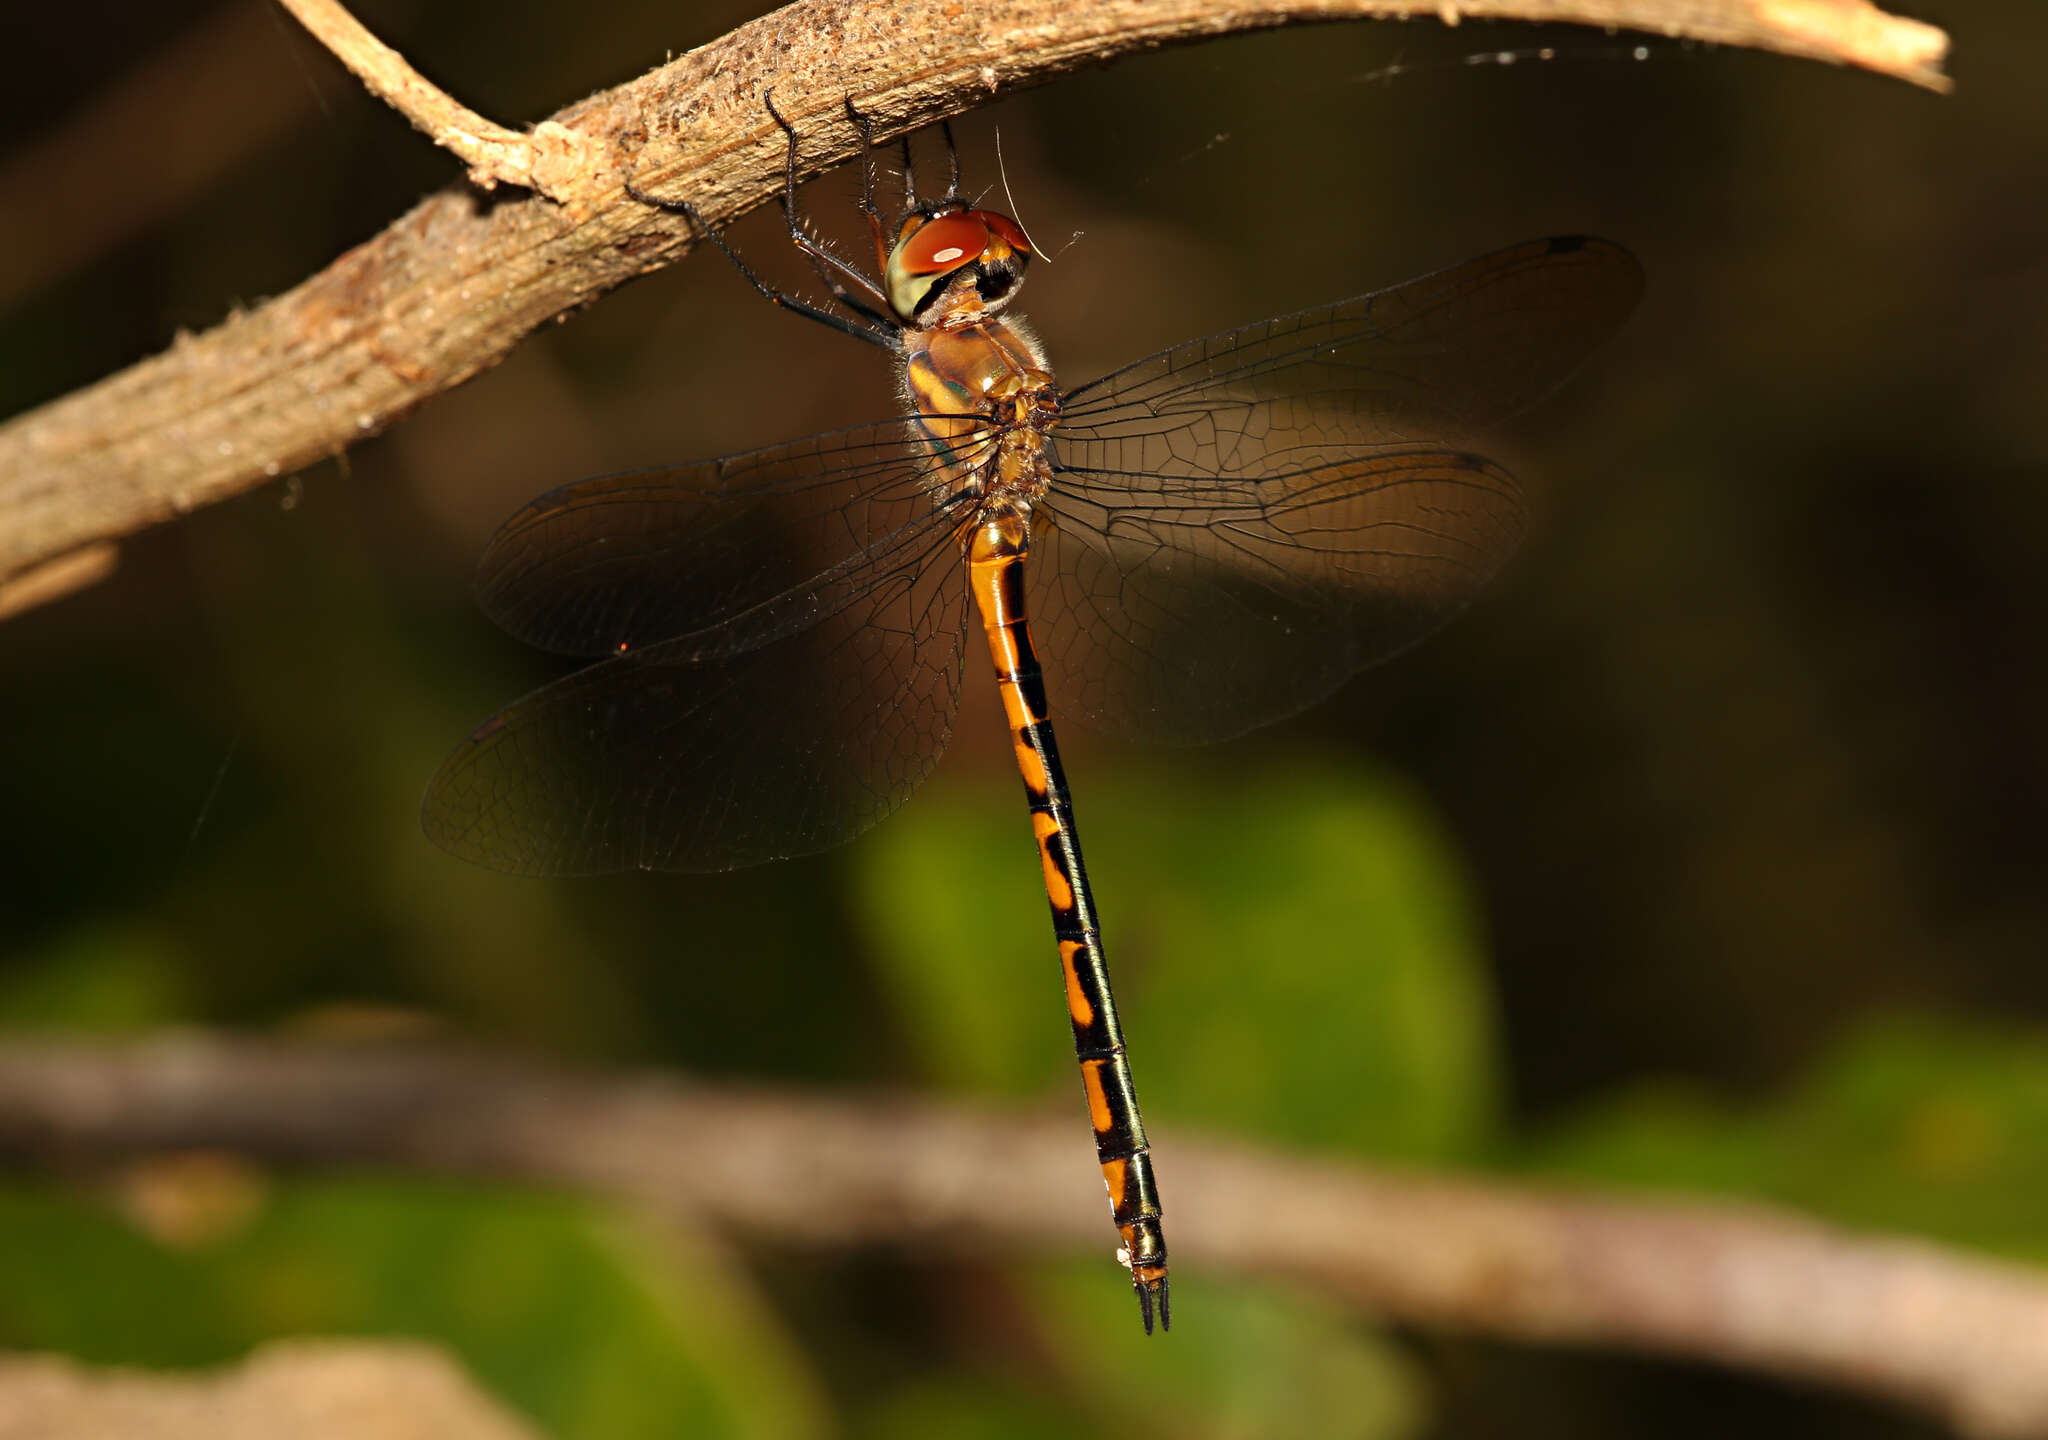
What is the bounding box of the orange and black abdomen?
[966,510,1170,1332]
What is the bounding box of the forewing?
[474,420,987,657]
[1040,237,1637,743]
[1060,236,1642,435]
[422,499,972,875]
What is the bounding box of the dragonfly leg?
[759,89,896,326]
[936,117,962,203]
[841,96,894,278]
[882,105,959,217]
[897,130,918,222]
[620,177,901,354]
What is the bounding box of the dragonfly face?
[885,204,1035,327]
[426,93,1642,1337]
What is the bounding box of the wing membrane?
[1036,445,1523,742]
[1039,237,1638,742]
[475,420,990,657]
[1061,236,1641,434]
[423,499,972,874]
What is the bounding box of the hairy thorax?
[902,318,1061,511]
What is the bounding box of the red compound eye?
[976,211,1031,256]
[900,214,990,276]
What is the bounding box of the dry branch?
[273,0,597,195]
[0,543,117,622]
[0,0,1947,603]
[0,1035,2043,1437]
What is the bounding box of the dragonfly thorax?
[886,204,1033,328]
[903,318,1059,505]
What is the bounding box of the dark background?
[3,1,2044,1436]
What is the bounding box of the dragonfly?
[422,94,1641,1334]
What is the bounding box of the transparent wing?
[1060,236,1642,432]
[1035,447,1523,743]
[474,420,987,657]
[423,473,975,876]
[1039,236,1639,743]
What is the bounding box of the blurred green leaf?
[852,757,1499,1163]
[1025,1261,1425,1440]
[0,1179,827,1440]
[851,1264,1423,1440]
[1526,1014,2048,1262]
[856,1378,1083,1440]
[0,923,192,1031]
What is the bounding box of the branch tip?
[275,0,588,198]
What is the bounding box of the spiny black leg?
[898,132,918,221]
[842,96,895,281]
[939,118,962,201]
[758,89,895,322]
[762,86,803,224]
[842,97,882,227]
[620,178,899,353]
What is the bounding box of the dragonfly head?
[886,204,1033,329]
